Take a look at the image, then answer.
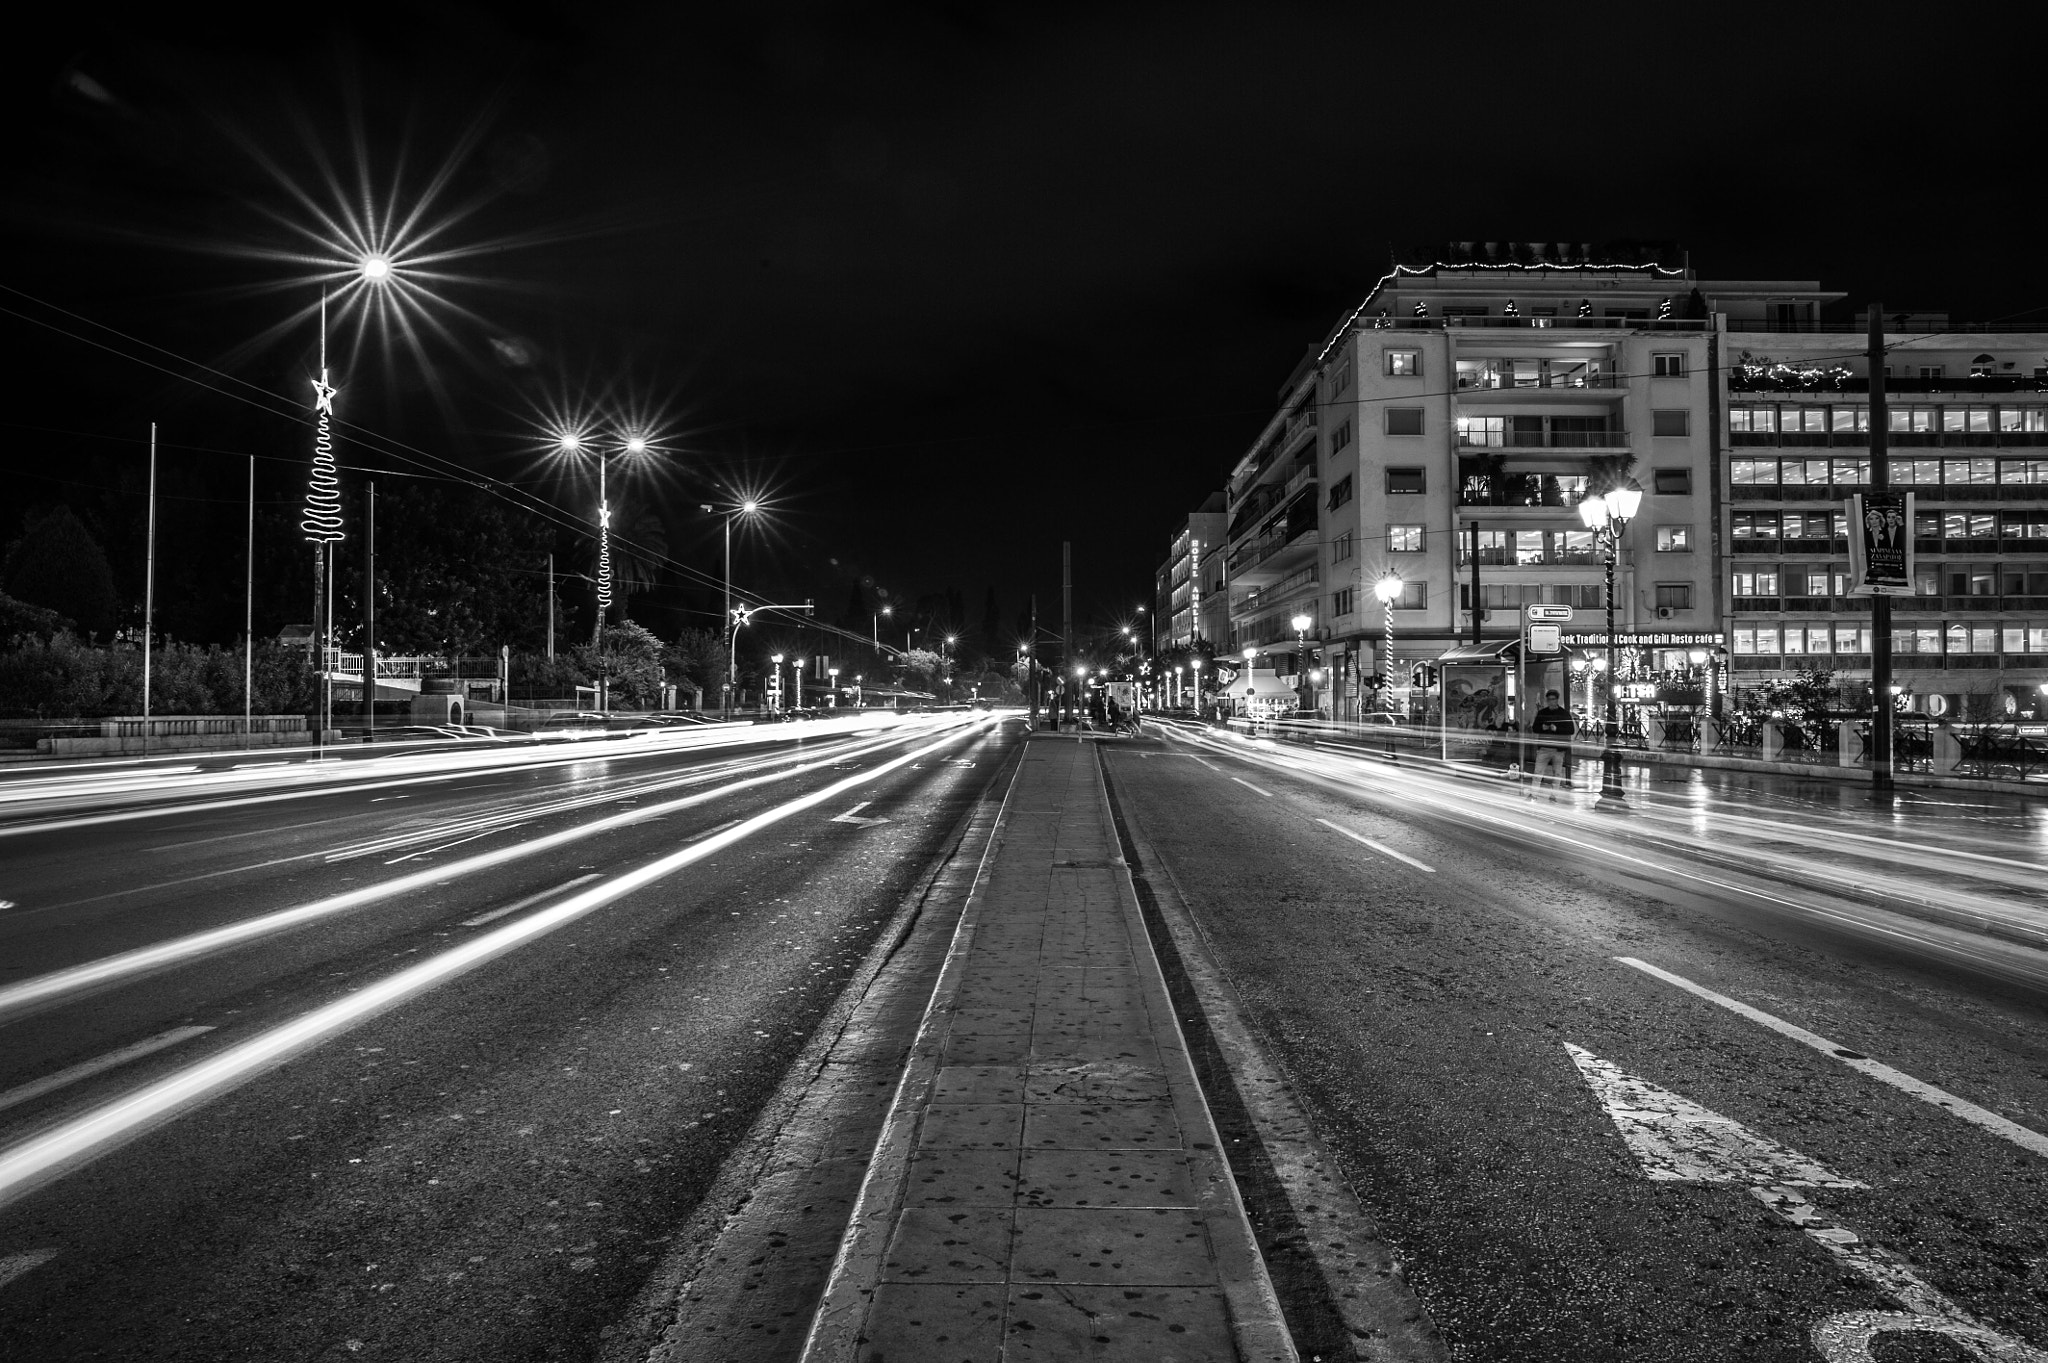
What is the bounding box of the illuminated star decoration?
[301,289,346,546]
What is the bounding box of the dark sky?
[5,5,2045,647]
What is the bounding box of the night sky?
[5,6,2044,651]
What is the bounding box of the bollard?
[1835,720,1860,767]
[1646,715,1667,750]
[1761,720,1785,763]
[1932,723,1962,774]
[1700,717,1721,752]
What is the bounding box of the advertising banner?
[1847,491,1914,596]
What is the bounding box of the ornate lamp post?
[701,499,760,719]
[1578,479,1643,810]
[1290,612,1314,714]
[771,652,785,715]
[1189,655,1203,718]
[1373,574,1404,710]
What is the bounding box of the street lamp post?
[828,666,839,707]
[703,500,760,719]
[1189,655,1203,719]
[1372,574,1404,711]
[1290,612,1314,715]
[1578,480,1643,811]
[792,657,805,713]
[771,652,785,715]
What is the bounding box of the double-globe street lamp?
[1372,573,1404,711]
[556,429,653,643]
[1290,612,1315,715]
[701,499,761,718]
[1578,479,1644,811]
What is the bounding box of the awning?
[1435,639,1520,665]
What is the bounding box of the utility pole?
[362,481,376,733]
[546,553,555,661]
[1868,302,1894,800]
[1062,541,1073,727]
[1029,593,1040,730]
[1468,519,1482,646]
[143,422,157,757]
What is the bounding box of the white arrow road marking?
[0,1248,57,1290]
[1564,1043,1861,1187]
[1615,958,2048,1161]
[1568,1043,2048,1363]
[1315,818,1436,874]
[0,1027,214,1116]
[829,802,890,827]
[1231,776,1273,798]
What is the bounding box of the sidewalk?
[799,732,1295,1362]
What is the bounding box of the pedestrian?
[1530,688,1574,797]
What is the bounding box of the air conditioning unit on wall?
[1655,606,1675,619]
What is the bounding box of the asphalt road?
[1103,725,2048,1362]
[0,714,1016,1362]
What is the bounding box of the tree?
[900,646,942,692]
[666,627,728,708]
[2,505,119,639]
[574,620,667,708]
[344,482,555,656]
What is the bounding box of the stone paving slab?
[799,734,1295,1362]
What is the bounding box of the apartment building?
[1216,249,1844,720]
[1723,325,2048,720]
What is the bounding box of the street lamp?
[828,666,839,707]
[1579,479,1643,810]
[1373,574,1404,711]
[792,657,805,712]
[875,604,891,652]
[1189,655,1203,716]
[702,499,761,719]
[1290,612,1314,714]
[771,652,785,715]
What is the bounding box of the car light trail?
[0,716,990,1024]
[0,714,999,1211]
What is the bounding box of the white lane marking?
[0,721,994,1210]
[1615,957,2048,1160]
[1564,1043,1861,1187]
[384,824,523,865]
[829,801,891,827]
[143,813,345,854]
[1314,818,1436,873]
[682,819,742,844]
[458,874,603,928]
[0,1027,215,1115]
[1230,777,1273,799]
[1567,1043,2048,1363]
[0,1248,57,1290]
[1192,756,1221,773]
[0,726,974,1025]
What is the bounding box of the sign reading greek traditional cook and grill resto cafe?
[1562,631,1724,648]
[1847,491,1915,596]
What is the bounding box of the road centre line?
[1314,818,1437,873]
[0,723,981,1025]
[0,1026,215,1116]
[0,1249,57,1291]
[1615,957,2048,1160]
[385,825,522,866]
[1230,776,1273,799]
[459,874,603,928]
[1191,756,1221,773]
[0,717,997,1211]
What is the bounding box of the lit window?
[1456,415,1506,447]
[1655,525,1691,552]
[1386,350,1420,376]
[1388,524,1424,552]
[1729,406,1776,433]
[1731,459,1777,485]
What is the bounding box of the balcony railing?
[1361,315,1713,332]
[1728,320,2048,335]
[1458,430,1630,450]
[1455,367,1623,391]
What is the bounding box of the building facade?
[1723,325,2048,720]
[1159,495,1226,650]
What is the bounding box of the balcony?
[1457,429,1631,452]
[1228,525,1319,587]
[1456,470,1594,511]
[1360,315,1713,332]
[1455,364,1624,394]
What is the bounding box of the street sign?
[1526,604,1574,622]
[1528,624,1561,654]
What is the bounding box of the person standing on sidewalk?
[1530,688,1574,797]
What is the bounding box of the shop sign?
[1562,631,1723,648]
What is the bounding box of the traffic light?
[1410,663,1439,689]
[1365,672,1386,692]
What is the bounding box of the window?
[1831,458,1871,484]
[1654,468,1691,495]
[1998,407,2048,432]
[1803,572,1832,596]
[1889,406,1935,432]
[1732,571,1779,597]
[1330,420,1353,454]
[1782,628,1806,655]
[1331,587,1355,616]
[1511,531,1546,565]
[1731,459,1778,485]
[2001,459,2048,484]
[1732,513,1778,539]
[1914,570,1940,596]
[1779,459,1831,486]
[1831,407,1870,433]
[1835,625,1869,654]
[1386,350,1420,376]
[1330,531,1354,563]
[1652,409,1691,437]
[1388,524,1424,552]
[1654,584,1692,611]
[1944,458,1995,485]
[1461,530,1509,565]
[1327,475,1353,510]
[2003,514,2048,539]
[1729,406,1776,434]
[1918,366,1945,380]
[1395,581,1426,610]
[1456,415,1506,447]
[1656,525,1691,552]
[1386,408,1423,436]
[1653,352,1685,377]
[1386,467,1425,494]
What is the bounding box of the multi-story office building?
[1223,254,1827,719]
[1158,495,1226,650]
[1723,325,2048,720]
